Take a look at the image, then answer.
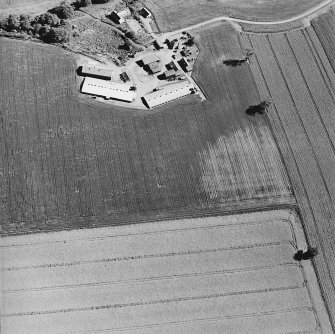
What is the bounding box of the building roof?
[81,77,135,102]
[81,66,112,79]
[118,8,131,18]
[143,80,194,108]
[142,54,160,65]
[140,7,151,18]
[148,61,161,74]
[164,69,176,77]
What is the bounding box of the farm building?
[142,54,161,74]
[178,57,192,72]
[153,40,164,50]
[181,49,191,57]
[110,8,131,24]
[143,80,194,108]
[81,66,112,80]
[164,69,177,79]
[120,72,130,82]
[81,77,135,102]
[139,7,151,18]
[166,61,178,71]
[142,54,160,65]
[147,62,161,74]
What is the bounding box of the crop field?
[312,8,335,72]
[0,0,61,15]
[0,24,293,235]
[143,0,326,32]
[1,210,332,333]
[240,26,335,326]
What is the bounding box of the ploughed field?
[240,23,335,326]
[1,210,331,333]
[143,0,327,32]
[0,24,293,235]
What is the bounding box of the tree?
[32,23,42,35]
[294,247,318,261]
[49,1,74,19]
[19,14,32,31]
[38,24,51,37]
[78,0,92,6]
[246,100,271,116]
[184,36,195,47]
[6,14,20,31]
[37,12,60,26]
[43,27,71,43]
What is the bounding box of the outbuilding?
[81,77,135,102]
[139,7,151,18]
[81,66,113,80]
[142,80,194,108]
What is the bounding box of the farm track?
[1,211,331,333]
[0,26,293,235]
[240,23,335,328]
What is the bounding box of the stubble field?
[312,8,335,72]
[0,23,293,235]
[1,210,331,333]
[240,22,335,326]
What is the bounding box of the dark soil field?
[0,23,293,236]
[241,24,335,327]
[143,0,326,32]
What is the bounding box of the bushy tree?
[184,36,195,47]
[78,0,92,6]
[39,24,51,37]
[32,23,42,35]
[44,27,71,43]
[5,14,20,31]
[37,12,60,26]
[246,100,271,116]
[49,1,74,19]
[19,14,32,31]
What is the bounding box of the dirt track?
[1,210,331,333]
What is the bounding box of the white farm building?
[81,77,135,102]
[143,81,195,108]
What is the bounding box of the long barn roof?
[143,80,194,108]
[81,77,135,102]
[81,66,113,79]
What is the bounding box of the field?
[240,24,335,327]
[0,23,293,236]
[1,209,332,333]
[0,0,61,15]
[143,0,327,32]
[312,8,335,72]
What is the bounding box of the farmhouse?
[142,54,161,74]
[143,80,194,108]
[110,8,131,24]
[81,66,112,80]
[81,77,135,102]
